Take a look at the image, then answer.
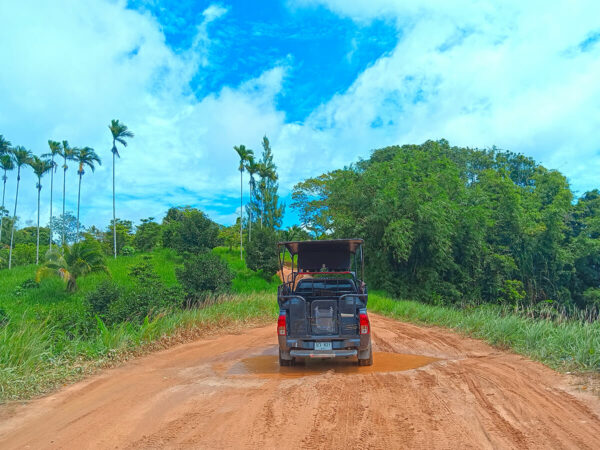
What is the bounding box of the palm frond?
[35,266,59,283]
[0,135,11,155]
[28,155,53,179]
[0,154,14,171]
[234,145,254,171]
[75,147,101,173]
[11,146,32,167]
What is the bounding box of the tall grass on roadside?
[0,293,278,402]
[369,292,600,372]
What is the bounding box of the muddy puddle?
[228,352,439,378]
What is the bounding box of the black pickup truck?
[276,239,373,366]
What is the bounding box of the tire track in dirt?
[1,314,600,449]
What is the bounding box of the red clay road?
[1,314,600,449]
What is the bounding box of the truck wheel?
[358,344,374,366]
[279,349,291,367]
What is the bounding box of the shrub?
[583,288,600,308]
[13,278,39,297]
[11,243,39,266]
[106,261,183,324]
[245,227,279,278]
[47,303,95,342]
[176,252,234,299]
[86,281,122,319]
[121,245,135,256]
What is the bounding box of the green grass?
[369,291,600,372]
[213,247,280,293]
[0,292,277,401]
[0,247,279,402]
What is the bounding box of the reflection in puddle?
[228,352,439,378]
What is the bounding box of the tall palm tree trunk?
[77,173,82,243]
[112,150,116,259]
[0,171,6,245]
[36,184,41,264]
[49,155,54,249]
[239,169,243,260]
[62,157,66,246]
[8,167,21,269]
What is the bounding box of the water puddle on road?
[228,352,440,378]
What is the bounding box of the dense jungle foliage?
[292,139,600,309]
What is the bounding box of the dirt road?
[1,315,600,449]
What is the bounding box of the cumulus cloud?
[0,0,284,228]
[1,0,599,232]
[287,0,600,194]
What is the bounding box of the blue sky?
[1,0,600,231]
[129,0,398,122]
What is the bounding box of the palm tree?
[59,141,77,246]
[245,156,259,242]
[0,135,11,156]
[36,239,108,291]
[73,147,101,242]
[42,140,62,249]
[28,156,53,264]
[108,119,134,259]
[8,146,32,269]
[234,145,253,260]
[0,153,14,246]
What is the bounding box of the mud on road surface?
[1,314,600,449]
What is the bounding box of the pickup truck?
[276,239,373,366]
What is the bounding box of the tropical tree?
[109,119,134,259]
[0,135,11,155]
[257,162,277,228]
[59,141,78,246]
[233,144,253,259]
[249,136,284,230]
[245,155,259,242]
[28,156,53,264]
[74,147,101,242]
[8,146,32,269]
[0,153,14,246]
[42,140,62,248]
[36,239,108,291]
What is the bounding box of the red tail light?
[277,314,287,336]
[359,313,370,335]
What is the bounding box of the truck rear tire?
[279,349,291,367]
[358,344,373,366]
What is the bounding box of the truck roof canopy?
[278,239,363,272]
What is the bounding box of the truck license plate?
[315,342,332,351]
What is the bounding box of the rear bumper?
[290,349,357,358]
[279,335,370,360]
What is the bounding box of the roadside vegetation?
[293,140,600,313]
[3,130,600,401]
[369,293,600,372]
[0,248,279,401]
[0,129,302,402]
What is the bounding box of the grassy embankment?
[0,248,278,402]
[369,292,600,372]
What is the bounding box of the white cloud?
[282,0,600,194]
[1,0,600,232]
[0,0,284,229]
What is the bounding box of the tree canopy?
[292,139,597,308]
